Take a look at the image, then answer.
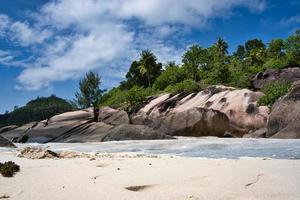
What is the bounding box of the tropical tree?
[245,39,265,54]
[164,61,177,69]
[285,29,300,66]
[214,37,228,55]
[233,45,246,60]
[138,50,160,87]
[182,44,209,81]
[121,60,148,89]
[75,71,105,109]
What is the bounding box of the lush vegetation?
[100,30,300,110]
[258,80,292,107]
[2,30,299,125]
[0,95,74,128]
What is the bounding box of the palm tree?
[164,61,177,69]
[215,37,228,55]
[139,50,157,88]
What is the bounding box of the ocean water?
[1,137,300,159]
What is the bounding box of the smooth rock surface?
[155,108,230,137]
[0,125,18,133]
[268,81,300,138]
[98,106,129,125]
[50,122,114,142]
[102,124,174,141]
[252,67,300,89]
[132,86,269,137]
[1,122,38,141]
[243,128,267,138]
[47,109,94,123]
[0,135,16,148]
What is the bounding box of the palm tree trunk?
[147,72,151,88]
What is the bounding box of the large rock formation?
[0,135,16,148]
[1,110,94,143]
[268,81,300,138]
[252,67,300,89]
[102,124,174,141]
[98,106,130,125]
[49,122,114,142]
[132,86,269,137]
[149,107,231,137]
[1,122,38,142]
[1,107,172,143]
[0,125,18,133]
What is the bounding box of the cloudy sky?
[0,0,299,113]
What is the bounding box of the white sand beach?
[1,152,300,200]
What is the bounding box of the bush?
[263,58,288,70]
[258,80,292,107]
[164,79,203,94]
[99,86,158,113]
[153,66,186,90]
[99,87,127,108]
[125,86,157,112]
[0,161,20,177]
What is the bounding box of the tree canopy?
[75,71,105,108]
[99,29,300,110]
[0,95,74,128]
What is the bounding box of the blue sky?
[0,0,299,113]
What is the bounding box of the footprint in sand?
[0,195,10,199]
[125,185,153,192]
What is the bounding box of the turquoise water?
[1,137,300,159]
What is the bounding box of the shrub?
[263,58,288,70]
[258,80,292,107]
[100,86,158,113]
[125,86,157,113]
[99,87,127,108]
[153,66,186,90]
[0,161,20,177]
[164,79,203,94]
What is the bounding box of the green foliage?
[121,61,147,89]
[258,80,292,107]
[99,87,127,108]
[182,44,208,81]
[121,50,162,89]
[228,58,251,88]
[214,37,229,55]
[101,30,299,111]
[263,58,288,70]
[153,64,186,90]
[165,79,203,94]
[99,86,157,112]
[285,30,300,66]
[233,45,246,59]
[267,39,285,58]
[0,161,20,177]
[125,86,156,111]
[75,71,105,108]
[0,95,74,128]
[200,45,230,85]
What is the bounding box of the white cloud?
[0,0,266,90]
[112,0,265,26]
[0,50,14,63]
[280,15,300,27]
[17,24,133,90]
[0,14,52,46]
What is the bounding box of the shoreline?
[1,151,300,200]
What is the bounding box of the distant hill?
[0,95,74,128]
